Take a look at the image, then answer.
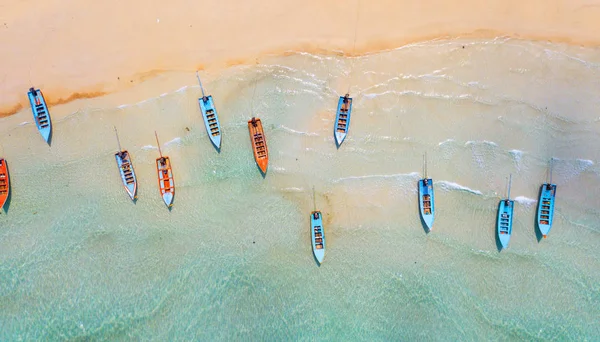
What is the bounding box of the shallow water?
[1,38,599,340]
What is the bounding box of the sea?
[1,38,599,340]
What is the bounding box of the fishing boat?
[0,158,9,209]
[154,132,175,207]
[537,159,557,238]
[497,174,514,250]
[310,187,325,264]
[196,72,222,149]
[247,117,269,174]
[334,94,352,147]
[418,154,434,231]
[113,127,137,201]
[27,87,52,143]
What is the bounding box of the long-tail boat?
[418,154,434,231]
[155,132,175,207]
[334,93,352,147]
[537,158,557,238]
[247,117,269,174]
[196,71,222,150]
[27,87,52,143]
[113,127,137,201]
[0,158,9,209]
[497,174,514,250]
[310,187,325,264]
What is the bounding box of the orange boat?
[154,132,175,207]
[248,117,269,174]
[0,158,9,209]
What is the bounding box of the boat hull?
[0,158,9,209]
[115,151,137,201]
[536,183,556,238]
[198,95,222,149]
[334,96,352,147]
[418,178,434,231]
[310,211,325,264]
[497,199,514,249]
[27,88,52,143]
[248,118,269,174]
[156,157,175,207]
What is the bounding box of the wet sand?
[2,0,600,115]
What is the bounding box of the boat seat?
[316,244,323,249]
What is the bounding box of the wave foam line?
[465,140,498,147]
[436,181,483,195]
[333,172,420,183]
[514,196,537,207]
[280,125,319,137]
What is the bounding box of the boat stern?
[162,192,174,207]
[313,249,325,264]
[498,233,511,250]
[335,132,347,146]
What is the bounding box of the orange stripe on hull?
[248,117,269,174]
[156,157,175,197]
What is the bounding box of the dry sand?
[1,0,600,116]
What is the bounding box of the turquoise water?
[1,38,599,340]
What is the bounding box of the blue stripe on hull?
[334,96,352,147]
[199,95,222,149]
[536,183,556,238]
[497,200,514,249]
[310,211,325,264]
[418,179,435,231]
[115,152,137,201]
[27,88,52,144]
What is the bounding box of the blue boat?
[311,211,325,264]
[334,94,352,147]
[196,72,222,150]
[27,87,52,143]
[418,155,434,231]
[497,174,514,249]
[310,187,325,264]
[113,127,137,201]
[537,159,557,238]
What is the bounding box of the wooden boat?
[537,159,557,238]
[0,158,9,209]
[154,132,175,207]
[247,117,269,174]
[113,127,137,201]
[196,72,222,149]
[418,155,434,231]
[334,94,352,146]
[497,175,514,250]
[27,87,52,143]
[310,187,325,264]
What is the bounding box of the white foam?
[577,159,594,166]
[333,172,420,183]
[436,181,483,195]
[465,140,498,147]
[281,187,304,193]
[514,196,537,207]
[141,145,156,150]
[18,121,29,126]
[280,125,318,137]
[175,86,188,93]
[117,104,129,109]
[165,137,182,146]
[438,139,455,146]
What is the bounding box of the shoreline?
[2,0,600,116]
[2,32,599,118]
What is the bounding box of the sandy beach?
[1,0,600,116]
